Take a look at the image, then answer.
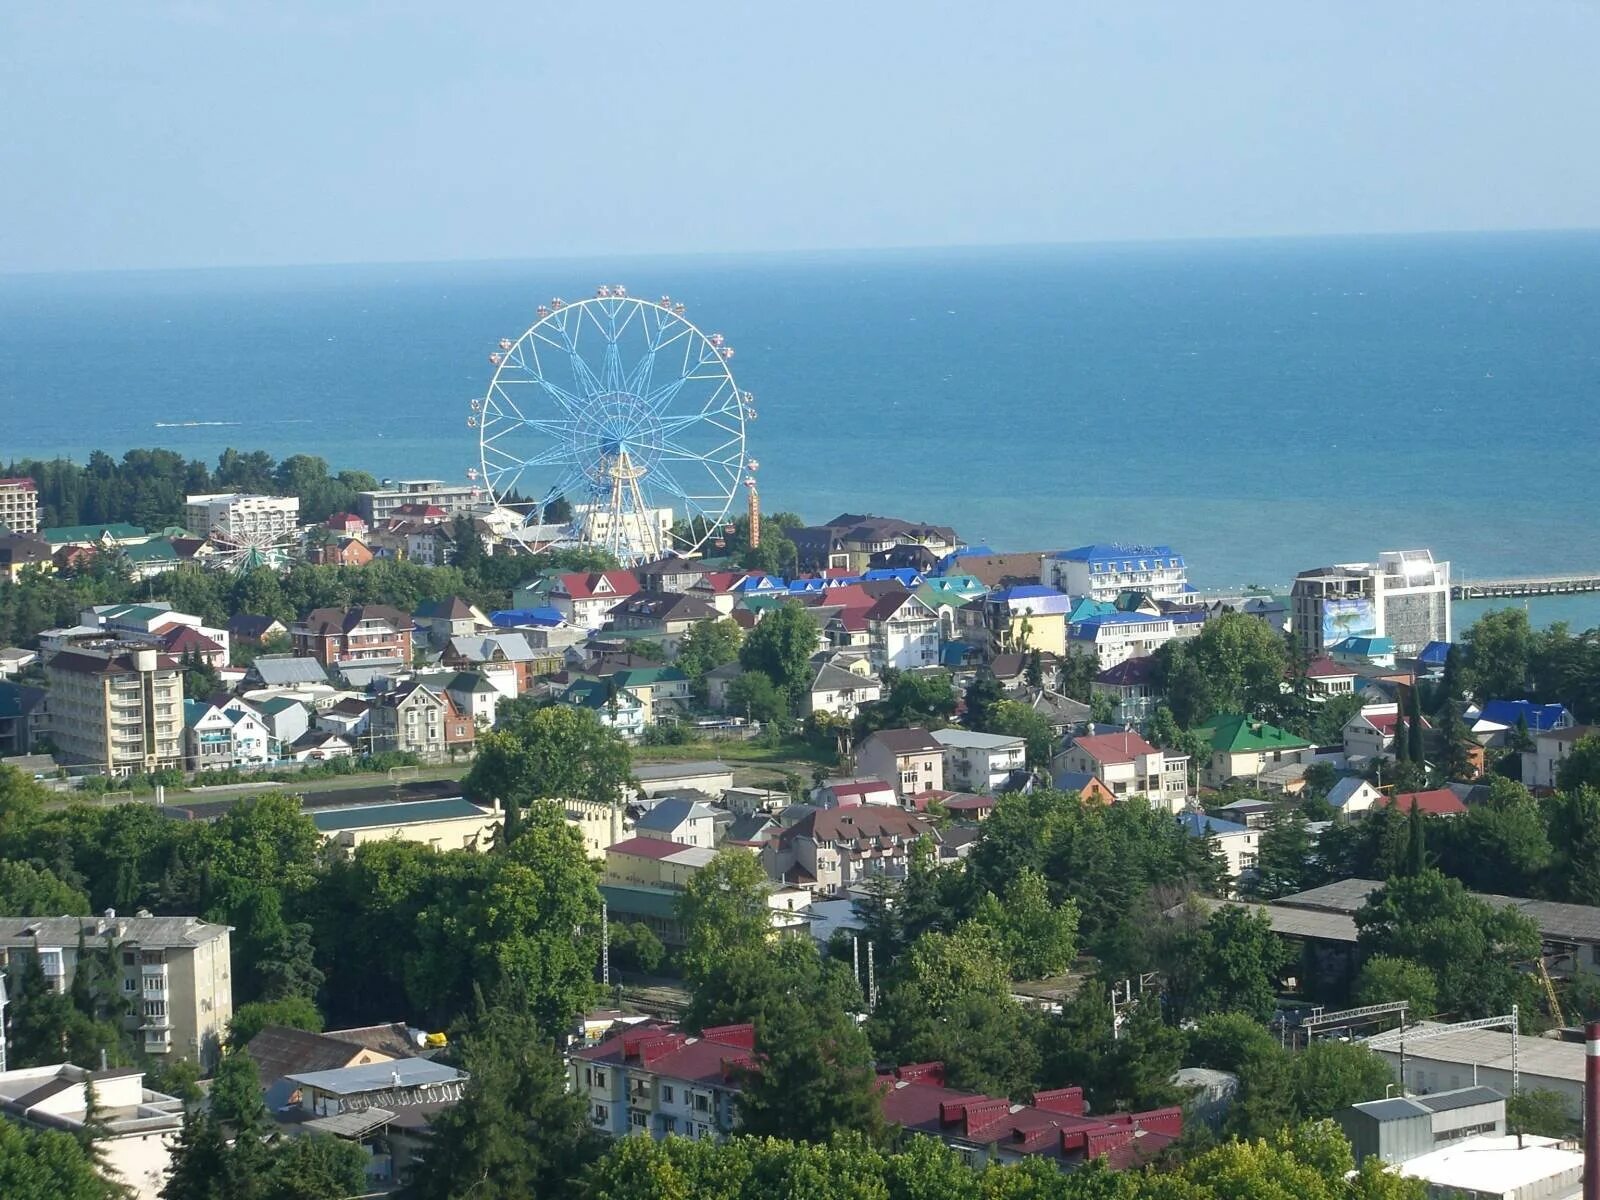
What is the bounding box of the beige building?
[0,914,233,1069]
[45,646,184,776]
[856,727,945,802]
[0,1063,185,1200]
[0,477,39,535]
[310,796,499,853]
[564,798,628,860]
[604,837,716,888]
[183,492,299,542]
[765,806,937,896]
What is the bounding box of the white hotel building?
[1044,544,1193,603]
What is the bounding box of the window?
[123,977,137,993]
[592,1105,609,1125]
[693,1093,710,1113]
[660,1084,674,1103]
[122,951,136,967]
[629,1109,647,1129]
[593,1070,607,1089]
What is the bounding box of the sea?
[2,231,1598,627]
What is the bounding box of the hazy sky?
[2,2,1597,273]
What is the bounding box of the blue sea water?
[2,232,1599,610]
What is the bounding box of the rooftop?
[284,1058,466,1095]
[1395,1134,1582,1199]
[931,728,1026,752]
[1197,714,1312,754]
[310,797,492,832]
[0,914,230,949]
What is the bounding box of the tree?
[1403,799,1428,876]
[1545,785,1600,904]
[968,868,1079,979]
[725,671,787,725]
[1310,692,1366,748]
[401,1004,602,1200]
[737,602,819,700]
[1249,810,1321,899]
[1508,1089,1576,1139]
[464,705,633,838]
[1152,613,1288,727]
[1393,709,1409,763]
[1432,782,1551,896]
[0,860,90,915]
[1186,1012,1297,1139]
[1557,733,1600,793]
[0,1119,131,1200]
[1043,979,1187,1113]
[1355,869,1539,1018]
[675,618,742,697]
[1353,955,1438,1018]
[676,849,773,987]
[261,1136,367,1200]
[738,988,885,1145]
[1291,1040,1394,1119]
[986,700,1055,771]
[962,671,1004,732]
[858,669,958,733]
[1407,687,1425,764]
[608,921,664,975]
[228,996,324,1047]
[1159,901,1290,1024]
[1465,608,1534,702]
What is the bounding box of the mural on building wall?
[1322,597,1378,644]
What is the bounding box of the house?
[1522,725,1599,790]
[982,585,1072,656]
[312,537,373,567]
[0,647,37,678]
[605,666,692,713]
[1195,715,1314,788]
[40,522,148,550]
[856,727,945,801]
[802,661,883,721]
[1050,770,1117,805]
[0,1063,185,1200]
[1302,656,1359,698]
[0,914,232,1067]
[1341,704,1427,764]
[369,682,473,763]
[915,575,988,640]
[356,479,483,524]
[0,533,53,580]
[251,695,310,754]
[312,796,499,852]
[932,728,1028,793]
[1067,612,1176,669]
[118,538,182,580]
[1326,777,1385,820]
[1010,687,1091,738]
[323,512,369,539]
[1373,788,1468,817]
[571,1022,753,1141]
[765,806,938,895]
[704,662,746,712]
[791,513,960,573]
[560,679,647,742]
[443,671,501,728]
[812,778,898,808]
[0,681,47,756]
[604,837,717,889]
[242,653,331,690]
[862,589,941,671]
[1052,731,1188,811]
[634,797,720,849]
[1091,656,1161,726]
[316,697,372,740]
[518,571,641,630]
[46,647,185,777]
[443,631,554,694]
[287,729,355,762]
[281,1058,468,1122]
[606,592,721,655]
[183,699,273,771]
[228,613,288,645]
[1044,543,1193,603]
[1481,700,1574,735]
[1328,636,1397,669]
[413,597,487,649]
[1177,811,1260,883]
[244,1024,401,1109]
[633,555,710,595]
[292,605,413,670]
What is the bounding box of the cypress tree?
[1394,711,1409,763]
[1408,687,1426,764]
[1405,798,1428,876]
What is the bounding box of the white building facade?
[1044,543,1191,603]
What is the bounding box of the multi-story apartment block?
[355,479,482,524]
[1291,549,1451,658]
[1043,544,1192,603]
[1067,612,1177,669]
[863,589,940,671]
[184,493,300,542]
[0,913,233,1068]
[765,805,938,895]
[45,647,184,776]
[572,1022,752,1141]
[1052,730,1188,811]
[0,477,39,535]
[856,727,945,801]
[932,728,1028,792]
[983,585,1073,656]
[292,605,413,669]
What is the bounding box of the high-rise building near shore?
[1291,550,1451,658]
[184,492,299,542]
[0,478,39,535]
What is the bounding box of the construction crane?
[1536,957,1566,1027]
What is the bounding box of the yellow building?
[563,798,627,860]
[603,837,715,888]
[311,796,499,853]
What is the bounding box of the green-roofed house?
[559,678,646,742]
[119,536,181,580]
[311,796,499,854]
[604,665,690,709]
[41,522,148,549]
[1194,714,1315,788]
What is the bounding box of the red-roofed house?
[1344,704,1429,762]
[815,778,897,809]
[571,1022,755,1140]
[161,624,227,669]
[1052,730,1189,806]
[1374,788,1467,817]
[1303,656,1358,698]
[324,512,368,538]
[604,837,714,887]
[544,571,641,629]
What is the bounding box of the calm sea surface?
[2,233,1598,621]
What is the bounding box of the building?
[1364,1024,1586,1119]
[0,533,51,580]
[814,778,898,808]
[0,1063,185,1200]
[355,479,482,524]
[1291,551,1451,658]
[443,631,553,694]
[518,571,641,630]
[183,493,299,542]
[1052,731,1188,810]
[292,605,414,671]
[791,513,960,573]
[183,699,273,771]
[0,681,46,756]
[1193,715,1314,788]
[560,678,647,741]
[282,1057,468,1119]
[1043,544,1191,603]
[312,796,498,852]
[634,796,720,849]
[983,585,1072,656]
[932,728,1028,793]
[45,646,184,776]
[605,592,720,655]
[1372,788,1467,817]
[413,597,486,649]
[861,589,941,671]
[369,682,473,763]
[1327,777,1385,821]
[765,806,938,895]
[1479,699,1573,735]
[1090,656,1161,725]
[1176,811,1260,882]
[0,477,39,535]
[1067,612,1176,669]
[856,727,945,801]
[0,913,232,1067]
[1337,1086,1506,1167]
[604,837,717,889]
[802,661,883,720]
[1342,704,1422,764]
[572,1022,752,1140]
[1522,725,1599,790]
[1303,656,1359,699]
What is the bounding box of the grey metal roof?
[286,1058,465,1094]
[1351,1096,1430,1121]
[1413,1086,1504,1113]
[1280,878,1600,944]
[635,796,717,833]
[1273,878,1383,914]
[248,655,330,686]
[311,797,491,832]
[632,760,732,781]
[301,1106,397,1138]
[0,914,230,949]
[1183,897,1358,944]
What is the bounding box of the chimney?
[1586,1020,1600,1200]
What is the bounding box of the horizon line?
[3,224,1599,282]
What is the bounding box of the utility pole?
[601,900,610,987]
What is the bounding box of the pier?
[1453,574,1600,600]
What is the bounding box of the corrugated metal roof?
[311,797,491,832]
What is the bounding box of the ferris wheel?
[469,286,756,564]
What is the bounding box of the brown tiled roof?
[245,1025,371,1084]
[784,806,935,846]
[325,1022,421,1059]
[47,648,181,674]
[299,605,411,637]
[864,727,942,755]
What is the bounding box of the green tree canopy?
[676,849,774,989]
[737,602,820,699]
[1153,613,1289,728]
[465,704,633,821]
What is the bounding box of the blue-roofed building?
[1328,635,1396,669]
[489,607,566,628]
[862,567,923,587]
[1044,543,1191,603]
[982,585,1074,655]
[1479,699,1574,734]
[1068,610,1179,668]
[1175,809,1261,884]
[1415,641,1452,671]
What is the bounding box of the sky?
[2,2,1598,273]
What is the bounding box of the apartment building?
[573,1023,752,1141]
[856,727,945,801]
[1291,550,1451,658]
[765,806,937,895]
[0,477,39,534]
[863,589,941,671]
[45,646,184,776]
[183,699,273,771]
[355,479,482,524]
[1052,730,1189,811]
[184,493,299,542]
[292,605,413,669]
[1043,543,1192,603]
[932,728,1028,792]
[0,913,233,1068]
[368,681,473,764]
